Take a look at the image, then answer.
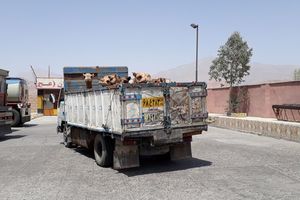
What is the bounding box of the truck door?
[122,86,165,130]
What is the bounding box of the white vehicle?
[57,67,208,169]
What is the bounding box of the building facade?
[36,77,63,116]
[28,77,63,116]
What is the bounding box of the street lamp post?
[190,23,199,82]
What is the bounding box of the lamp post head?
[190,23,198,29]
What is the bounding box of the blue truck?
[57,66,208,169]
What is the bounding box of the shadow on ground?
[0,134,26,142]
[119,156,212,177]
[11,128,20,133]
[59,143,94,159]
[20,123,38,128]
[67,144,212,176]
[10,124,38,130]
[72,146,95,159]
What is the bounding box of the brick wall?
[207,81,300,118]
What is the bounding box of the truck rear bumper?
[123,124,208,145]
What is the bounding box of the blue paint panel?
[64,80,102,91]
[64,66,128,92]
[64,66,128,74]
[121,94,142,101]
[64,67,95,74]
[97,72,128,77]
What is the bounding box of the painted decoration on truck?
[191,98,202,114]
[169,87,190,125]
[190,87,205,122]
[126,102,140,119]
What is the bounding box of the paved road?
[0,117,300,200]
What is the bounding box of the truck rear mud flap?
[113,139,140,169]
[170,142,192,160]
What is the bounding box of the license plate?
[142,97,164,108]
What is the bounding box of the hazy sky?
[1,0,300,77]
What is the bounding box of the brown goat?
[99,74,131,86]
[131,72,151,83]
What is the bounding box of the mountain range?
[7,58,300,88]
[155,57,300,88]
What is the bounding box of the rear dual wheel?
[63,124,72,148]
[94,134,113,167]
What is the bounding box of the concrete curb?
[209,114,300,143]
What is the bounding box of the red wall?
[207,81,300,118]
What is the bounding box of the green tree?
[209,32,253,114]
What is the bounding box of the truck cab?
[0,69,12,136]
[6,78,31,126]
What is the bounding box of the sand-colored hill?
[155,57,300,88]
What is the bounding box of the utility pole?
[190,23,199,82]
[48,65,50,78]
[30,65,37,84]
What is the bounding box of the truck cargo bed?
[65,82,208,141]
[60,66,208,169]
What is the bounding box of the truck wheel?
[94,134,113,167]
[63,125,72,148]
[11,109,20,127]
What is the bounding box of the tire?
[63,124,72,148]
[94,134,113,167]
[11,109,21,127]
